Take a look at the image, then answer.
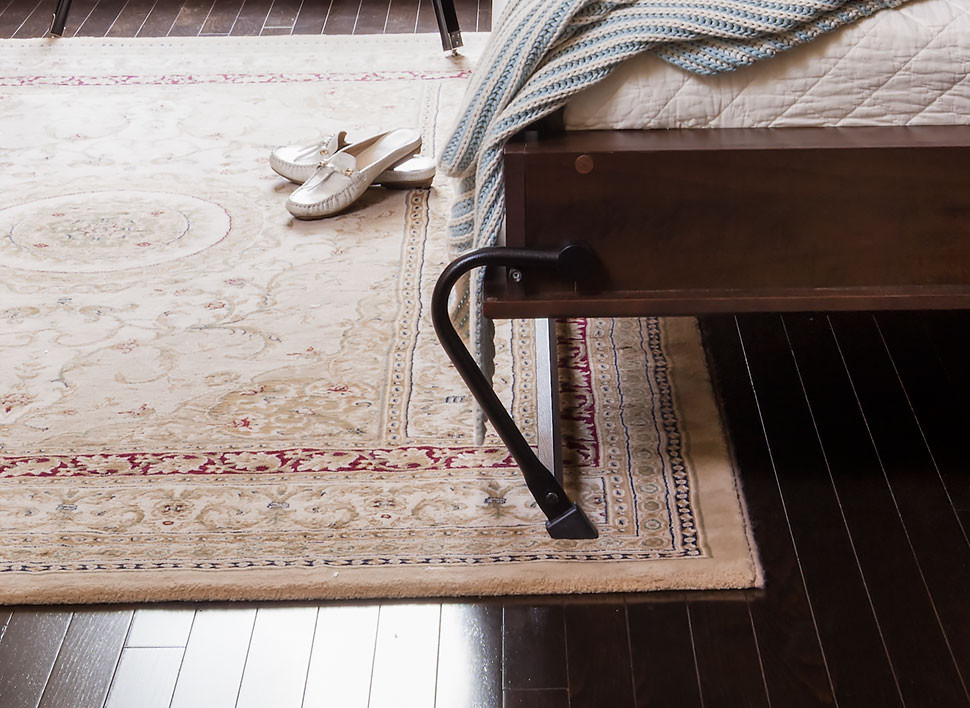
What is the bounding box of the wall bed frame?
[431,120,970,539]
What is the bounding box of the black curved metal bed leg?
[431,245,598,540]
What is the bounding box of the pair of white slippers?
[270,129,436,220]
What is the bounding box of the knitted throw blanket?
[437,0,909,439]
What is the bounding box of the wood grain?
[302,605,380,708]
[38,610,133,708]
[0,611,72,708]
[104,647,184,708]
[503,603,567,690]
[368,603,442,708]
[235,606,318,708]
[169,607,257,708]
[435,603,503,708]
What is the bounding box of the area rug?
[0,34,761,604]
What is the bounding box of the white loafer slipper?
[270,132,433,187]
[286,129,423,220]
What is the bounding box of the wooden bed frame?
[431,122,970,539]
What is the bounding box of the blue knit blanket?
[437,0,909,438]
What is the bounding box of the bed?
[432,0,970,538]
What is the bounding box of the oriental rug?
[0,35,760,603]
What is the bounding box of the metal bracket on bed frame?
[431,244,598,540]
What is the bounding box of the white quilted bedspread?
[564,0,970,129]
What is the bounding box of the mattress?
[564,0,970,130]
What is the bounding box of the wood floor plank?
[384,0,415,32]
[302,605,379,708]
[435,603,503,708]
[292,0,328,33]
[38,610,133,708]
[737,313,903,707]
[0,611,72,708]
[227,0,270,35]
[321,0,356,33]
[627,596,703,708]
[688,599,769,708]
[137,0,184,35]
[104,647,183,708]
[169,607,257,708]
[452,0,475,31]
[105,0,155,36]
[504,689,570,708]
[235,605,317,708]
[126,607,196,647]
[200,0,244,33]
[829,312,970,700]
[785,312,968,707]
[168,0,217,35]
[11,0,52,37]
[262,0,300,29]
[368,603,442,708]
[414,0,435,32]
[503,603,567,690]
[73,0,129,35]
[477,1,489,31]
[0,0,43,37]
[353,0,388,33]
[875,312,970,513]
[922,311,970,407]
[700,315,836,707]
[564,602,635,708]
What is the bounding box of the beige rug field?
[0,34,760,603]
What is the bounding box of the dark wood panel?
[169,0,217,35]
[699,316,835,707]
[0,611,73,708]
[564,603,635,708]
[785,313,968,706]
[828,312,970,696]
[504,689,570,708]
[38,610,133,708]
[503,604,567,690]
[627,597,703,708]
[687,599,768,708]
[736,314,902,707]
[498,128,970,313]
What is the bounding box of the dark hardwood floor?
[2,1,969,706]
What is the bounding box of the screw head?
[545,492,559,506]
[509,268,523,283]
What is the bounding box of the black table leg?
[431,245,598,539]
[49,0,72,36]
[431,0,462,52]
